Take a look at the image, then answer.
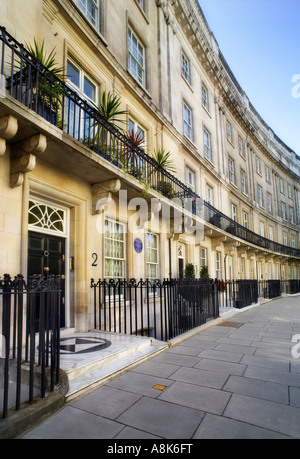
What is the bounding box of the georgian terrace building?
[0,0,299,332]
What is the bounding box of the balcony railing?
[1,26,299,259]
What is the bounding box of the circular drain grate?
[59,336,112,355]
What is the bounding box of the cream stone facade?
[0,0,299,332]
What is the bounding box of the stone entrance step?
[58,332,168,401]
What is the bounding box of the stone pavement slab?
[20,295,300,440]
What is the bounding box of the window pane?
[84,76,96,101]
[67,61,80,88]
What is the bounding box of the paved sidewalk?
[20,295,300,439]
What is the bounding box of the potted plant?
[124,129,145,179]
[150,148,178,197]
[24,39,64,124]
[200,265,209,279]
[90,91,128,163]
[184,263,196,279]
[152,148,176,173]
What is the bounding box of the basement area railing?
[91,278,300,341]
[91,278,263,341]
[0,274,61,419]
[1,25,299,259]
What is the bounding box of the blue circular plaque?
[134,238,143,254]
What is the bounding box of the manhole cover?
[218,322,244,329]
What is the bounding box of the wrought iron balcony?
[0,26,299,259]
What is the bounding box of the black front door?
[28,231,66,328]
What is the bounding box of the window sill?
[134,0,150,24]
[126,70,152,100]
[227,138,235,148]
[202,105,212,118]
[182,76,194,92]
[204,155,215,168]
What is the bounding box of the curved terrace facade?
[0,0,299,332]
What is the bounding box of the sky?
[198,0,300,157]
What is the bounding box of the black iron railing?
[92,278,219,341]
[1,26,299,259]
[281,279,300,295]
[0,274,61,419]
[217,280,258,309]
[258,280,281,299]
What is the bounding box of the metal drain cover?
[218,321,244,329]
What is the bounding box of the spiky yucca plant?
[25,38,64,78]
[152,148,176,173]
[24,39,64,110]
[97,91,128,127]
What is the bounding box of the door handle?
[44,267,50,272]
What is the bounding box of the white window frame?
[265,165,270,183]
[226,122,232,143]
[243,211,248,228]
[257,185,263,207]
[206,184,214,206]
[183,102,193,141]
[104,218,126,280]
[202,84,209,111]
[74,0,100,29]
[256,156,261,175]
[283,232,287,246]
[136,0,145,11]
[269,226,273,241]
[288,184,292,199]
[266,192,272,213]
[240,169,247,195]
[289,206,294,224]
[228,158,235,184]
[280,178,285,194]
[238,136,245,159]
[291,234,296,248]
[231,204,237,222]
[66,58,98,140]
[186,166,195,191]
[145,232,159,280]
[216,252,221,280]
[203,127,212,161]
[281,201,286,220]
[200,248,207,267]
[260,222,265,237]
[181,51,191,84]
[128,26,146,87]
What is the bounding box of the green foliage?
[25,38,64,77]
[152,148,176,173]
[24,39,64,110]
[97,91,128,127]
[184,263,196,279]
[200,265,209,279]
